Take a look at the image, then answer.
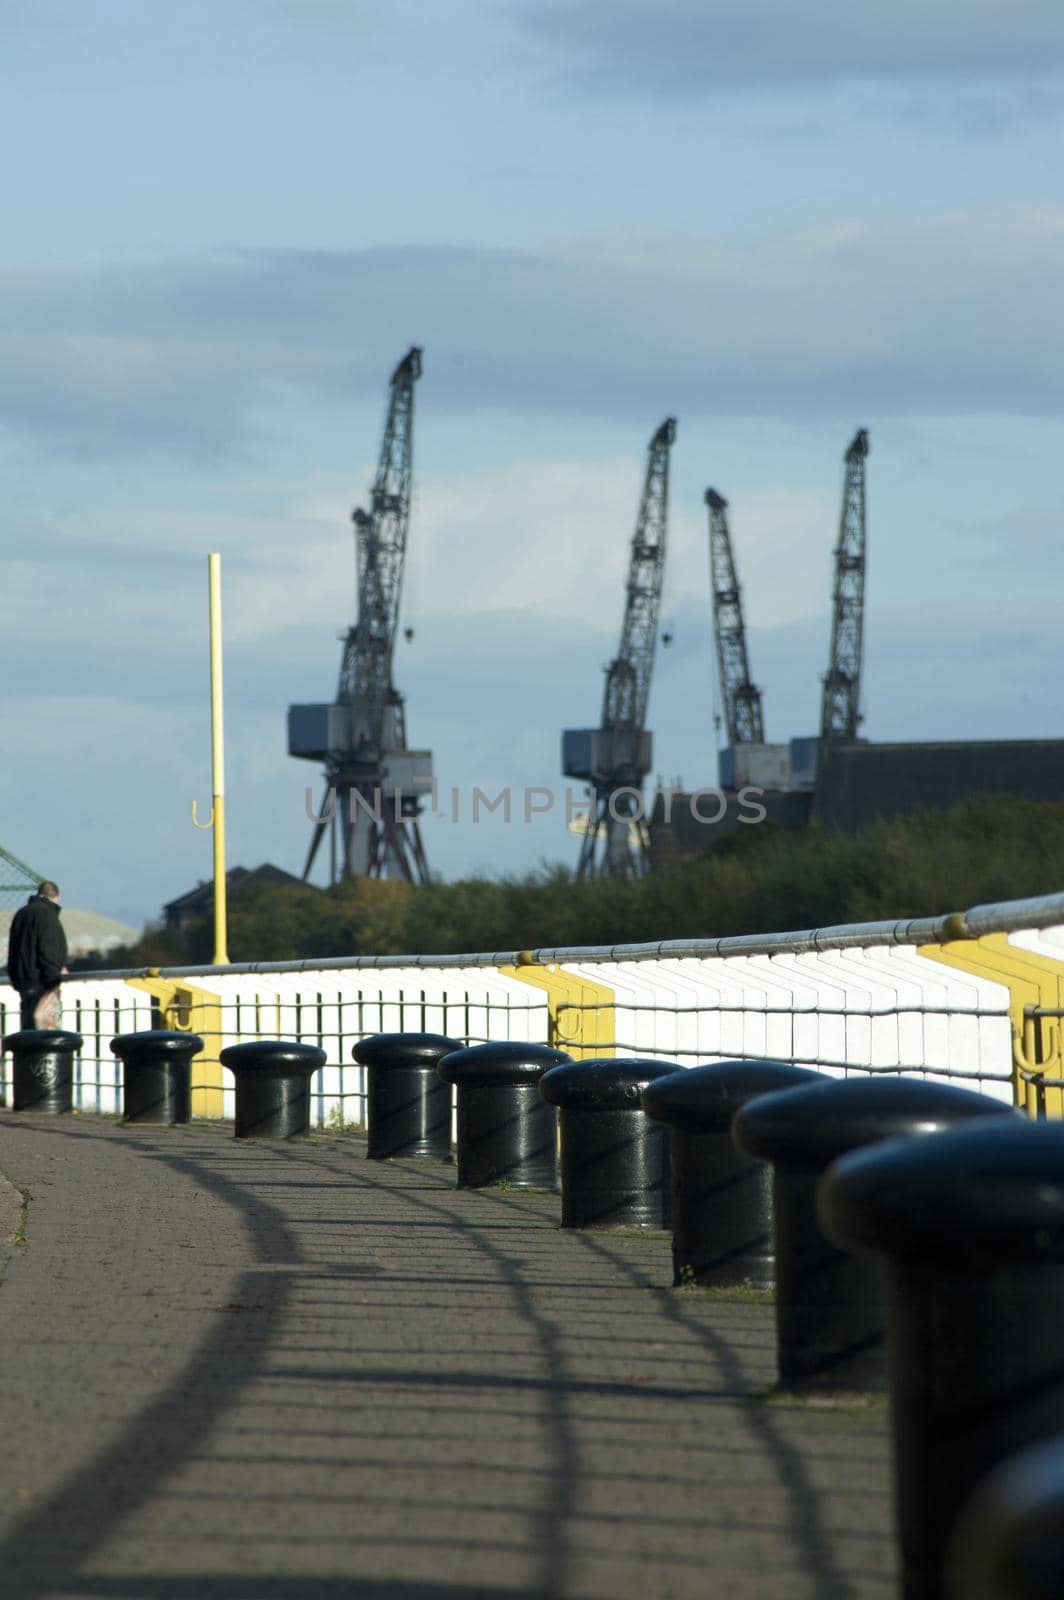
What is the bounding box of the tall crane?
[820,428,870,743]
[563,417,676,878]
[705,488,764,747]
[288,347,432,885]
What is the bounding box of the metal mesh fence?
[0,979,1016,1118]
[0,844,42,952]
[555,995,1013,1092]
[6,891,1060,1121]
[0,983,549,1124]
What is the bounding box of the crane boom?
[601,417,676,741]
[705,488,764,746]
[339,345,421,755]
[820,428,869,743]
[563,416,676,879]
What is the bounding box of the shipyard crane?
[820,428,870,744]
[288,347,432,885]
[563,417,676,879]
[705,488,764,747]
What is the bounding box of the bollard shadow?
[558,1216,886,1600]
[26,1571,528,1598]
[0,1121,583,1600]
[427,1173,890,1600]
[292,1141,894,1598]
[71,1582,523,1598]
[0,1117,892,1599]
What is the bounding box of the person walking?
[6,881,68,1029]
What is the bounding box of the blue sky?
[2,1,1062,928]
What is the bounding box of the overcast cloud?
[1,1,1061,928]
[519,1,1064,95]
[1,206,1062,464]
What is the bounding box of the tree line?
[81,794,1064,970]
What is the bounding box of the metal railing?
[1,887,1061,1122]
[0,986,550,1123]
[549,995,1013,1094]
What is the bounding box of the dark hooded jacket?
[6,894,68,995]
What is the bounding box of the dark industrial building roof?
[814,739,1064,832]
[650,737,1064,863]
[164,864,308,931]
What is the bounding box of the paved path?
[0,1114,897,1600]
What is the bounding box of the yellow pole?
[208,553,229,965]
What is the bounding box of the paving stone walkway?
[0,1114,897,1599]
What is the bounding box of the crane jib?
[705,487,764,749]
[820,428,870,745]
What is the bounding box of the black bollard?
[539,1057,681,1229]
[733,1075,1011,1394]
[2,1030,82,1114]
[641,1060,825,1288]
[438,1041,570,1190]
[220,1040,326,1138]
[945,1433,1064,1600]
[820,1118,1064,1600]
[353,1032,463,1160]
[111,1030,203,1125]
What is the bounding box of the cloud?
[516,1,1064,96]
[5,415,1061,922]
[0,0,70,25]
[1,207,1062,465]
[258,0,377,23]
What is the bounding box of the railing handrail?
[15,887,1063,984]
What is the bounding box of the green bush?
[99,794,1064,967]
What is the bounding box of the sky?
[1,0,1062,929]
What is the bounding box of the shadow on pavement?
[0,1118,888,1599]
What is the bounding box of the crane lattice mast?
[820,428,870,744]
[705,488,764,747]
[290,347,432,885]
[563,417,676,880]
[339,347,420,752]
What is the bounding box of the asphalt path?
[0,1114,896,1599]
